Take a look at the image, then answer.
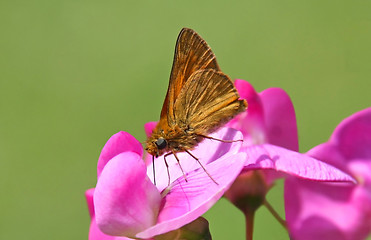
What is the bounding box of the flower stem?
[263,199,287,230]
[245,210,255,240]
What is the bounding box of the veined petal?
[307,143,348,173]
[97,132,143,178]
[136,152,247,239]
[260,88,298,151]
[244,144,354,182]
[94,152,161,237]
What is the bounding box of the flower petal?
[244,144,354,182]
[143,122,159,166]
[136,152,247,238]
[144,122,157,138]
[285,178,371,240]
[88,190,134,239]
[97,132,143,177]
[307,143,348,173]
[260,88,299,151]
[234,79,259,102]
[284,108,371,240]
[348,159,371,186]
[146,127,243,192]
[94,152,161,237]
[89,218,134,240]
[330,108,371,160]
[89,218,117,240]
[86,188,95,219]
[154,217,211,240]
[229,80,266,145]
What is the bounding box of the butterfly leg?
[171,151,188,183]
[163,153,172,186]
[184,149,219,185]
[152,155,156,186]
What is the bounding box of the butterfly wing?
[157,28,220,129]
[173,69,247,134]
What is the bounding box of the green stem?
[263,199,287,230]
[244,210,255,240]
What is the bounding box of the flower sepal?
[154,217,211,240]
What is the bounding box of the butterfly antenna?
[184,149,219,185]
[197,134,243,143]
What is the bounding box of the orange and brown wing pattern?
[158,28,220,129]
[174,69,247,134]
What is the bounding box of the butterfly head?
[145,137,168,157]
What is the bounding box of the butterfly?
[145,28,247,185]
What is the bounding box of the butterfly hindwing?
[173,69,247,134]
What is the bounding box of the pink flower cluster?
[285,108,371,240]
[86,79,371,240]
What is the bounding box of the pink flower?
[87,127,247,239]
[284,108,371,240]
[228,79,299,152]
[86,189,133,240]
[227,80,352,186]
[224,80,354,221]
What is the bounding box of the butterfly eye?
[155,138,167,150]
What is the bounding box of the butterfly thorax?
[145,124,202,157]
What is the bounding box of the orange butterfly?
[145,28,247,184]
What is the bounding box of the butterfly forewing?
[158,28,220,129]
[174,69,247,134]
[145,27,247,168]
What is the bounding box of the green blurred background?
[1,0,370,239]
